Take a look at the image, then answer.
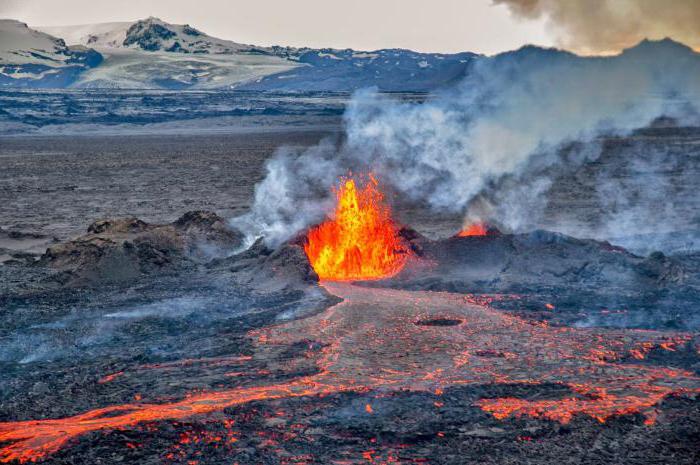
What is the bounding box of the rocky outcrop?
[209,238,320,294]
[375,229,700,330]
[391,229,688,290]
[39,211,243,286]
[123,19,177,51]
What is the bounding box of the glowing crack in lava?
[2,284,699,462]
[304,176,408,281]
[458,222,488,237]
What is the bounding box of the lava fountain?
[304,175,409,281]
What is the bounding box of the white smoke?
[232,39,700,247]
[232,139,341,246]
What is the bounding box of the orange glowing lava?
[458,223,488,237]
[2,284,699,463]
[304,176,408,281]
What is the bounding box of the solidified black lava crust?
[415,318,463,327]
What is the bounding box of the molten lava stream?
[1,284,699,463]
[0,380,342,464]
[304,176,409,281]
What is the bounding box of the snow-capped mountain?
[7,17,479,90]
[0,20,102,87]
[41,17,260,54]
[38,18,298,89]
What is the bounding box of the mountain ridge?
[3,17,481,90]
[2,17,697,91]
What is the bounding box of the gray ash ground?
[0,130,339,242]
[1,124,699,464]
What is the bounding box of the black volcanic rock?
[39,211,243,287]
[375,229,700,330]
[182,25,202,36]
[394,229,688,290]
[209,238,320,294]
[123,18,177,51]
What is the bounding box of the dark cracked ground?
[1,125,699,464]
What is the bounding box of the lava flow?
[304,175,408,281]
[2,284,699,463]
[458,222,488,237]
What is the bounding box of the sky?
[0,0,553,54]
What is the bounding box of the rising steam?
[232,39,700,248]
[494,0,700,55]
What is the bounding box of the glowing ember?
[458,222,488,237]
[304,176,408,281]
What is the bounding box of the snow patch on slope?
[1,19,78,66]
[0,19,102,87]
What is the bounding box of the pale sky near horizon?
[0,0,553,54]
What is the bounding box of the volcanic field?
[1,161,699,465]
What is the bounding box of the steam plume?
[495,0,700,55]
[232,40,700,248]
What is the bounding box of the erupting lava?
[1,284,699,463]
[304,176,408,281]
[458,222,488,237]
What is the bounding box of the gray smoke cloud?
[495,0,700,55]
[232,40,700,248]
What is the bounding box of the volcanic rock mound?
[378,229,700,330]
[39,211,244,287]
[209,237,321,294]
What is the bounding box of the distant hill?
[41,17,260,54]
[35,18,298,89]
[0,19,102,88]
[240,48,477,92]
